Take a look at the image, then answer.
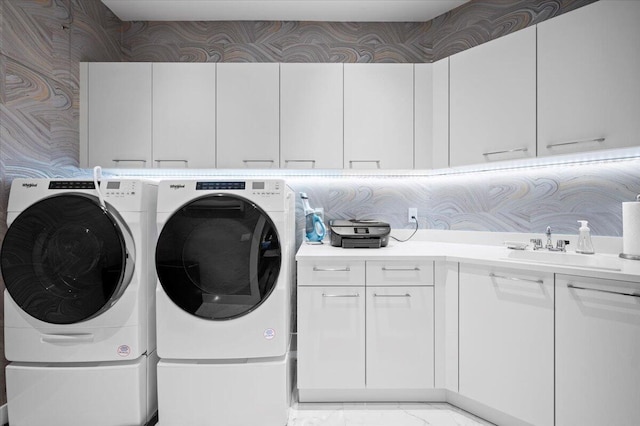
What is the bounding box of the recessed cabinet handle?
[373,293,411,298]
[546,137,605,149]
[482,147,528,157]
[242,159,275,168]
[284,159,316,168]
[155,159,188,164]
[112,159,147,164]
[313,267,351,272]
[349,160,381,169]
[567,283,640,298]
[381,267,421,271]
[322,293,360,298]
[489,273,543,285]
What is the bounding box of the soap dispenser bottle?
[576,220,595,254]
[300,193,326,244]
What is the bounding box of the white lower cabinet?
[366,286,434,389]
[556,275,640,426]
[297,286,366,390]
[459,264,554,426]
[297,259,434,400]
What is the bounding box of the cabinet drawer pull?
[489,273,543,285]
[482,147,528,157]
[112,159,147,164]
[313,267,351,272]
[322,293,360,298]
[546,137,605,149]
[373,293,411,298]
[349,160,381,169]
[567,284,640,298]
[155,159,188,164]
[381,267,420,271]
[284,159,316,168]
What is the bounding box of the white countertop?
[296,240,640,283]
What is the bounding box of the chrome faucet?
[533,226,569,252]
[545,226,554,250]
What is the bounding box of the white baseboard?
[0,403,7,425]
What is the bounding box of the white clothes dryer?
[1,178,158,426]
[154,179,295,426]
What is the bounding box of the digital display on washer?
[106,181,120,189]
[252,182,265,190]
[48,181,96,190]
[196,181,245,190]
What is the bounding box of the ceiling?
[101,0,469,22]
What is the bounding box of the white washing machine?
[155,179,294,426]
[1,178,158,426]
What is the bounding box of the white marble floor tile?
[287,402,494,426]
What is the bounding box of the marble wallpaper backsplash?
[122,0,597,63]
[287,159,640,239]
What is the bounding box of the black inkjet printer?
[329,219,391,248]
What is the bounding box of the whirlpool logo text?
[169,184,185,190]
[22,183,38,188]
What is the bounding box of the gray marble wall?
[0,0,123,405]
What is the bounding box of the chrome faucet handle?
[530,238,543,250]
[556,239,570,252]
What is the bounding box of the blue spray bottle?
[300,193,326,243]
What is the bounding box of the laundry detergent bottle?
[300,192,326,243]
[576,220,595,254]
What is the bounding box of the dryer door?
[0,194,131,325]
[156,194,281,320]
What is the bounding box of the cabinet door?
[280,63,343,169]
[87,63,152,168]
[538,1,640,157]
[449,27,536,167]
[153,63,216,168]
[297,286,365,390]
[556,275,640,426]
[414,63,433,170]
[217,63,280,168]
[432,58,449,169]
[366,286,434,389]
[459,264,554,426]
[344,64,414,169]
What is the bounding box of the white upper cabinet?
[449,27,536,167]
[153,63,216,168]
[280,63,343,169]
[432,58,449,169]
[414,63,434,170]
[537,1,640,157]
[344,64,414,169]
[85,63,152,168]
[216,63,280,169]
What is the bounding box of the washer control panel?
[103,180,139,198]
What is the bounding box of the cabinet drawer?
[366,260,434,286]
[298,260,365,286]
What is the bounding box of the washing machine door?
[156,194,281,320]
[0,194,133,325]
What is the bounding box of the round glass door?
[0,195,129,324]
[156,194,281,320]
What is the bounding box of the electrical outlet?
[408,208,418,222]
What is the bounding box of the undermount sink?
[505,250,623,271]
